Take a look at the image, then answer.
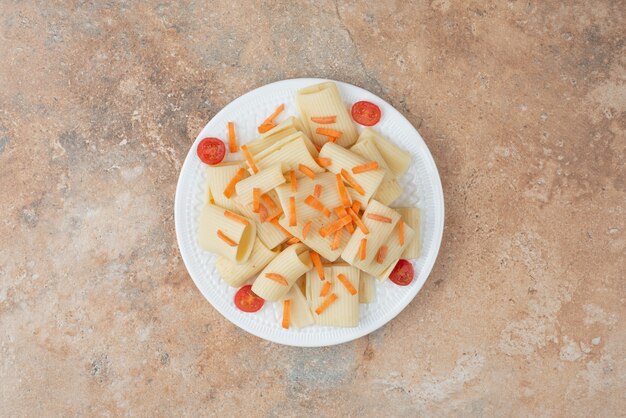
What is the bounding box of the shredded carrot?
[331,229,341,250]
[263,104,284,125]
[340,169,366,196]
[217,230,237,247]
[227,121,238,153]
[320,281,332,297]
[252,188,261,213]
[398,220,404,246]
[258,203,268,222]
[314,143,321,152]
[366,213,393,223]
[261,193,277,209]
[302,220,312,239]
[337,273,357,295]
[240,144,258,173]
[266,209,284,223]
[223,167,246,198]
[298,164,316,179]
[359,238,367,260]
[314,157,332,167]
[376,245,388,264]
[351,200,361,214]
[224,210,249,225]
[310,251,324,280]
[258,121,275,133]
[316,127,342,138]
[289,196,297,226]
[326,136,337,143]
[347,207,369,234]
[313,184,322,198]
[319,215,352,237]
[290,170,297,192]
[315,293,338,315]
[282,299,291,329]
[286,236,300,245]
[310,116,337,124]
[271,219,292,237]
[335,174,351,207]
[265,273,288,286]
[304,195,331,218]
[334,206,354,233]
[352,161,379,174]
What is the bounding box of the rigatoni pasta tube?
[278,215,348,262]
[206,161,247,212]
[252,243,312,301]
[197,203,256,264]
[245,116,304,155]
[236,191,288,250]
[356,128,411,178]
[350,138,393,182]
[373,179,403,206]
[306,263,359,327]
[254,133,322,176]
[396,207,421,259]
[235,164,286,206]
[373,222,415,280]
[279,284,314,329]
[216,237,278,287]
[359,272,376,304]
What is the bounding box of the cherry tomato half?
[197,137,226,165]
[389,259,414,286]
[234,285,265,312]
[351,101,381,126]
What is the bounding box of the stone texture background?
[1,0,624,416]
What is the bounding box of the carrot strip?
[298,164,316,179]
[304,195,331,218]
[266,209,284,223]
[359,238,367,260]
[398,220,405,246]
[258,203,268,222]
[265,273,288,286]
[340,169,365,196]
[319,215,352,237]
[334,206,354,233]
[310,251,324,280]
[352,161,379,174]
[326,136,337,143]
[337,273,357,295]
[263,103,285,125]
[347,207,369,234]
[331,229,341,250]
[252,188,261,213]
[335,174,351,207]
[302,220,312,239]
[290,170,297,192]
[224,210,249,225]
[315,293,338,315]
[314,143,321,152]
[271,219,292,237]
[227,121,238,153]
[376,245,388,264]
[314,157,332,167]
[351,200,361,214]
[289,196,297,226]
[261,194,277,210]
[258,122,275,133]
[240,144,258,174]
[313,184,322,198]
[366,213,392,223]
[286,236,300,245]
[282,299,291,329]
[223,167,246,198]
[320,281,332,297]
[217,230,237,247]
[310,116,337,124]
[316,127,342,138]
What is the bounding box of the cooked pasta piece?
[235,164,286,206]
[252,244,313,301]
[254,132,322,175]
[235,190,288,250]
[216,237,278,287]
[373,179,403,205]
[350,137,394,182]
[198,203,256,264]
[306,263,359,327]
[396,207,422,259]
[296,82,358,147]
[278,215,349,262]
[375,222,416,280]
[278,284,314,329]
[205,161,248,212]
[358,272,376,303]
[355,128,411,177]
[245,116,304,155]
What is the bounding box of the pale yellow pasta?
[279,284,314,329]
[306,263,359,327]
[359,272,376,304]
[197,203,256,264]
[356,128,411,177]
[296,82,358,148]
[347,187,368,210]
[373,179,403,205]
[371,221,415,279]
[252,243,312,301]
[216,237,278,287]
[278,215,349,262]
[319,142,385,202]
[245,117,302,155]
[254,133,321,175]
[206,161,247,212]
[350,138,393,182]
[235,190,288,250]
[234,164,286,206]
[397,207,421,259]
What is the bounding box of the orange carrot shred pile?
[319,215,352,237]
[223,167,246,198]
[265,273,288,286]
[366,213,392,223]
[304,195,331,218]
[302,220,312,239]
[320,281,332,297]
[335,174,351,207]
[217,230,237,247]
[340,169,366,196]
[351,200,361,214]
[398,220,404,245]
[252,188,261,213]
[266,209,284,223]
[258,104,284,133]
[227,121,238,153]
[258,203,268,222]
[352,161,379,174]
[315,293,338,315]
[224,210,249,225]
[310,116,337,124]
[313,184,322,198]
[337,273,357,295]
[376,245,388,264]
[298,164,316,179]
[316,127,342,139]
[334,206,354,233]
[289,196,297,226]
[240,144,258,173]
[331,229,341,250]
[314,157,332,167]
[282,299,291,329]
[310,251,324,280]
[359,238,367,260]
[262,194,277,209]
[347,208,369,234]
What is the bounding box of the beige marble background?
[1,1,624,417]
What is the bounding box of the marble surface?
[1,1,624,416]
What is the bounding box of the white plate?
[175,78,444,347]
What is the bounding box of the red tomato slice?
[197,137,226,165]
[351,101,381,126]
[389,259,414,286]
[234,285,265,312]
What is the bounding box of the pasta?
[373,179,403,206]
[306,263,360,327]
[251,244,313,301]
[296,82,359,148]
[235,164,286,206]
[359,272,376,303]
[245,116,304,155]
[396,207,421,259]
[278,215,350,262]
[355,128,411,177]
[373,221,415,280]
[278,284,315,329]
[216,237,278,287]
[254,132,322,175]
[198,203,256,264]
[206,161,248,212]
[235,190,288,250]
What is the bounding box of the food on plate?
[197,137,226,165]
[351,101,381,126]
[389,259,414,286]
[197,203,256,264]
[234,285,265,312]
